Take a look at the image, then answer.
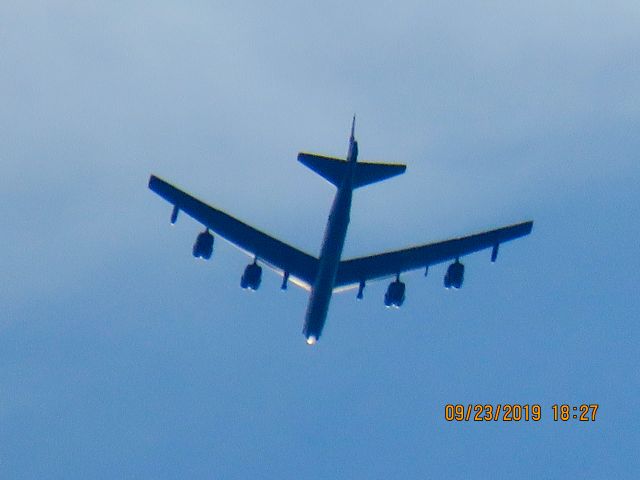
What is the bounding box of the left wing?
[335,221,533,287]
[149,175,318,288]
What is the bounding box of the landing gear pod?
[170,205,179,224]
[356,281,365,300]
[491,244,499,262]
[192,229,214,259]
[281,272,289,290]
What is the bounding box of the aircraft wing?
[149,175,318,288]
[335,221,533,287]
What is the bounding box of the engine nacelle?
[444,260,464,289]
[384,279,405,307]
[241,262,262,290]
[192,230,214,259]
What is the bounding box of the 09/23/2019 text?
[444,404,599,422]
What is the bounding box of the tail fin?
[298,153,406,189]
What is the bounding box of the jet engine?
[192,229,214,259]
[444,260,464,289]
[384,279,405,307]
[241,262,262,290]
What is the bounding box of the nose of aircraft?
[306,335,317,346]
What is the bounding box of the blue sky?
[1,1,638,478]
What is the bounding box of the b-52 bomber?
[149,118,532,345]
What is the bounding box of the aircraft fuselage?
[302,134,358,344]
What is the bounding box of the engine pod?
[193,230,214,259]
[241,263,262,290]
[384,280,405,307]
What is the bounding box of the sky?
[1,1,639,478]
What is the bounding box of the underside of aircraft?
[149,118,533,344]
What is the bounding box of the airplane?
[148,117,533,345]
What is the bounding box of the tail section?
[297,116,406,188]
[298,153,406,189]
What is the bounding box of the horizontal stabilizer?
[298,153,346,187]
[298,153,406,189]
[352,161,406,188]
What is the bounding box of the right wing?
[149,175,319,289]
[335,221,533,287]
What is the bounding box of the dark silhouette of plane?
[149,118,532,344]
